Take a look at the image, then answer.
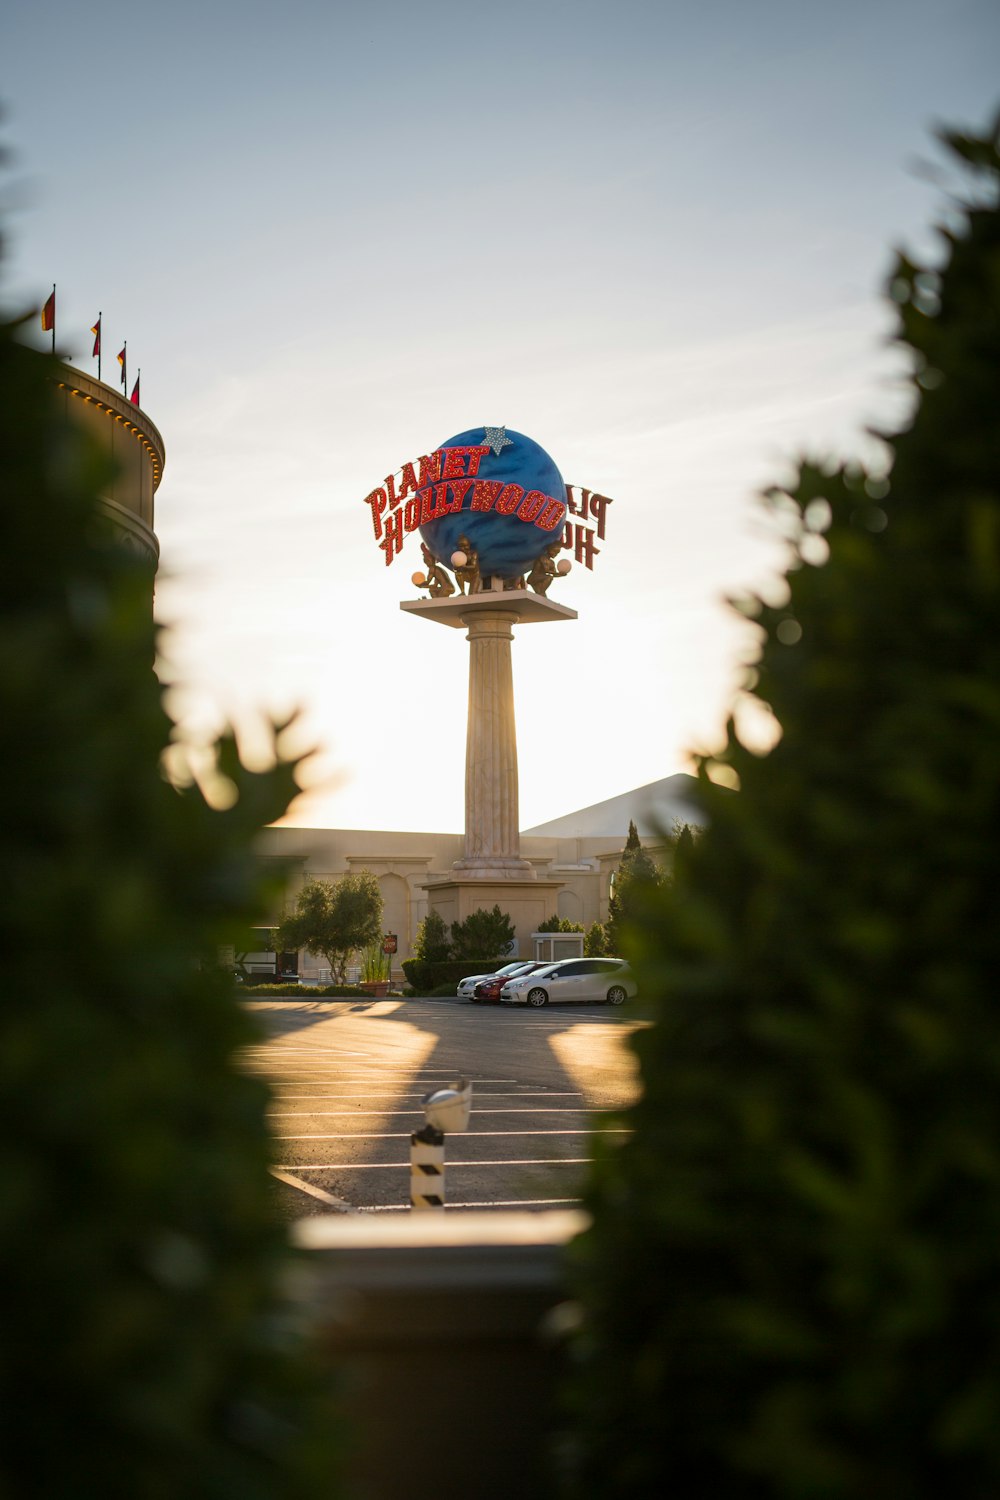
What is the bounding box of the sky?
[5,0,998,833]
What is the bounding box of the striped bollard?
[410,1123,446,1211]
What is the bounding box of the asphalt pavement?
[246,994,641,1217]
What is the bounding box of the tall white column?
[453,609,534,878]
[399,589,578,890]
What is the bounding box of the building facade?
[52,363,164,566]
[249,774,704,980]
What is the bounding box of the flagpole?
[97,312,101,380]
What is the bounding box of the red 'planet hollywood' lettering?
[373,453,569,564]
[471,480,502,511]
[370,449,582,565]
[495,484,524,515]
[565,486,612,540]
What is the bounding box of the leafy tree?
[537,915,585,933]
[275,873,383,984]
[604,820,661,956]
[584,921,608,957]
[412,908,451,963]
[567,121,1000,1498]
[450,905,516,960]
[672,821,696,869]
[0,313,338,1488]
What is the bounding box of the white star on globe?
[482,425,513,457]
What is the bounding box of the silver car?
[499,957,637,1007]
[456,960,530,999]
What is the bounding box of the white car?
[456,960,529,999]
[499,957,637,1008]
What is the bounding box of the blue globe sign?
[362,426,570,579]
[418,427,567,581]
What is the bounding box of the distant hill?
[521,773,707,839]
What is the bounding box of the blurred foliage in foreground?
[0,318,340,1491]
[566,117,1000,1498]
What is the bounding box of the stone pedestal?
[421,875,567,959]
[400,589,577,953]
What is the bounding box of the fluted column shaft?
[455,609,534,877]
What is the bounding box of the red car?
[472,962,547,1003]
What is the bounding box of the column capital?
[400,590,577,629]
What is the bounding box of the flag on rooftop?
[41,286,56,334]
[130,372,140,407]
[90,316,101,357]
[117,343,126,389]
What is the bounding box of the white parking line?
[247,1047,375,1059]
[267,1091,585,1099]
[277,1158,594,1171]
[247,1070,524,1084]
[269,1108,596,1117]
[358,1198,582,1212]
[273,1128,626,1140]
[269,1168,352,1211]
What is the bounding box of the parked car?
[499,957,637,1008]
[456,960,528,999]
[471,961,547,1003]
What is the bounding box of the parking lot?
[245,994,642,1215]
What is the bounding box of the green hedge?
[0,322,339,1490]
[401,957,506,992]
[241,983,371,998]
[566,123,1000,1498]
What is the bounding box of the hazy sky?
[6,1,998,831]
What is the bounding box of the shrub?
[672,821,696,870]
[450,905,516,959]
[400,959,430,992]
[401,958,506,993]
[241,983,370,998]
[567,120,1000,1497]
[0,317,339,1491]
[412,909,451,962]
[603,819,661,956]
[583,921,607,958]
[537,915,585,933]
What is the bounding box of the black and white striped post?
[410,1079,472,1212]
[410,1123,446,1211]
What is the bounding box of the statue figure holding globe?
[527,542,562,596]
[418,543,455,599]
[451,536,480,596]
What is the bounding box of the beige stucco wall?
[254,824,672,975]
